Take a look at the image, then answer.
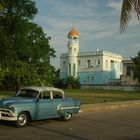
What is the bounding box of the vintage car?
[0,87,80,127]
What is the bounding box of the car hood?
[0,97,35,107]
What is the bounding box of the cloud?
[34,0,140,67]
[108,0,122,11]
[94,30,116,39]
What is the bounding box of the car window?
[52,91,63,99]
[16,89,38,98]
[42,91,51,99]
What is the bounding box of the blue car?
[0,87,80,127]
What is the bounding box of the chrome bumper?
[0,108,17,121]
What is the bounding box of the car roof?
[21,86,64,94]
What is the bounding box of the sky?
[34,0,140,68]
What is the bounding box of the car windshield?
[15,89,39,98]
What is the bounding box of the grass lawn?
[64,88,140,104]
[0,88,140,104]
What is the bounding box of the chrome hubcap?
[65,113,71,120]
[18,114,26,126]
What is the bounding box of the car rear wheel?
[63,113,72,121]
[16,112,29,127]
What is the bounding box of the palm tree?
[120,0,140,32]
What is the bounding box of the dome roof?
[68,27,80,37]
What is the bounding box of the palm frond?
[134,0,140,19]
[120,0,135,32]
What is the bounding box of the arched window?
[63,61,66,69]
[87,60,91,68]
[73,63,76,76]
[69,63,71,75]
[73,37,77,41]
[78,60,81,66]
[74,48,76,52]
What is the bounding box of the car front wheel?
[63,113,72,121]
[16,112,29,127]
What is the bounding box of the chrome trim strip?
[59,106,80,110]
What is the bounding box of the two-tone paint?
[0,87,80,127]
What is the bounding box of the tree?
[0,0,56,90]
[120,0,140,32]
[120,1,140,84]
[0,0,4,10]
[132,51,140,84]
[0,0,38,66]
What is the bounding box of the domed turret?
[68,27,80,37]
[67,27,80,77]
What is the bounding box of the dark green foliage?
[54,75,80,89]
[54,78,67,89]
[66,76,80,89]
[0,0,55,90]
[0,0,5,10]
[132,51,140,84]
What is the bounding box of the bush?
[54,76,80,89]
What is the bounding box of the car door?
[36,91,55,120]
[51,90,66,116]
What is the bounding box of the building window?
[87,60,91,68]
[87,76,90,84]
[69,47,72,52]
[78,60,81,66]
[98,59,100,65]
[126,66,131,76]
[69,63,71,75]
[73,37,77,41]
[73,63,76,76]
[91,76,94,82]
[63,61,66,69]
[95,59,100,67]
[111,60,114,69]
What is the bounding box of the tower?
[67,27,80,77]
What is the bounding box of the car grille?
[0,108,13,117]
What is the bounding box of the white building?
[60,28,123,85]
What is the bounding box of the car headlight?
[8,105,15,112]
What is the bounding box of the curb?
[81,100,140,112]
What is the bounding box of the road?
[0,106,140,140]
